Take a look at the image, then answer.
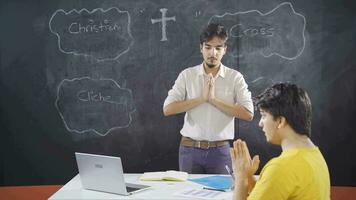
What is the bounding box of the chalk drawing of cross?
[151,8,176,41]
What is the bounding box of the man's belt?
[180,136,229,149]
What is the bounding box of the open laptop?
[75,152,150,195]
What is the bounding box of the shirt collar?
[198,63,226,78]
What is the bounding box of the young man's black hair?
[254,82,312,137]
[199,23,228,45]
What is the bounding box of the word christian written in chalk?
[49,7,133,61]
[68,19,122,34]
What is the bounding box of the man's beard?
[206,61,221,69]
[206,57,219,68]
[206,63,216,68]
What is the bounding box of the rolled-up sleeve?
[234,74,254,114]
[163,71,186,108]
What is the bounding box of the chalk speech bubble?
[55,77,135,136]
[209,2,306,60]
[49,7,133,61]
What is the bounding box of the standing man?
[230,83,330,200]
[163,23,254,174]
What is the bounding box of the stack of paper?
[140,170,188,181]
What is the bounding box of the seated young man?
[230,83,330,200]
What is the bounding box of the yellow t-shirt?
[248,147,330,200]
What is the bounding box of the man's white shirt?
[164,64,253,141]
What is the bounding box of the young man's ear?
[277,116,287,129]
[222,45,227,55]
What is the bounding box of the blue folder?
[189,175,233,190]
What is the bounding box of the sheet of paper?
[174,188,231,200]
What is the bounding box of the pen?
[203,187,226,192]
[225,165,235,180]
[225,165,235,190]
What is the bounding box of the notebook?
[75,152,150,195]
[140,170,188,181]
[189,175,233,191]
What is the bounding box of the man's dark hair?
[254,83,312,137]
[200,23,228,45]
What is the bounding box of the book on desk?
[139,170,188,181]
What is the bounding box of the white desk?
[49,174,233,200]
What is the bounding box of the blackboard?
[1,0,356,186]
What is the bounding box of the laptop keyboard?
[126,186,139,193]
